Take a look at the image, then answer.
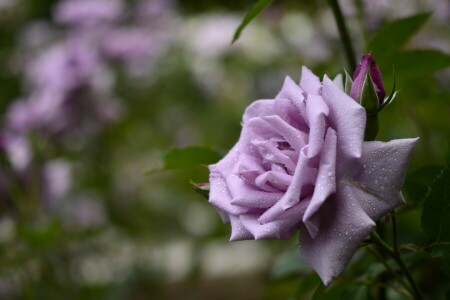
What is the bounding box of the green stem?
[370,232,423,300]
[367,245,413,297]
[391,212,399,254]
[328,0,357,72]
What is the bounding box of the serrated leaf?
[368,13,431,63]
[392,50,450,80]
[232,0,276,43]
[421,165,450,276]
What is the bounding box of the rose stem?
[370,231,423,300]
[327,0,357,72]
[366,245,413,297]
[391,212,399,254]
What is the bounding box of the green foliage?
[421,165,450,276]
[311,282,353,300]
[155,146,222,172]
[344,70,353,95]
[191,181,210,200]
[368,13,431,63]
[271,248,312,280]
[232,0,276,43]
[404,165,443,204]
[392,50,450,80]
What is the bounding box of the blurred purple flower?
[54,0,124,27]
[26,40,102,92]
[11,36,120,136]
[60,196,106,229]
[101,28,157,63]
[134,0,175,25]
[0,132,71,211]
[41,160,72,209]
[2,134,32,172]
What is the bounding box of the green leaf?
[146,146,222,174]
[191,181,210,200]
[311,283,327,300]
[164,146,222,169]
[421,165,450,276]
[360,73,380,114]
[368,13,431,63]
[379,67,397,111]
[232,0,276,43]
[404,165,443,204]
[392,50,450,80]
[344,69,353,95]
[271,248,312,280]
[311,282,349,300]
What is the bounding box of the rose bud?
[350,53,386,113]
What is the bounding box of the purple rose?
[208,67,418,284]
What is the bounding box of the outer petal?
[346,138,419,220]
[209,145,249,215]
[299,186,376,285]
[322,75,366,163]
[240,198,310,239]
[299,138,419,285]
[302,128,337,237]
[276,76,306,110]
[229,215,254,241]
[300,66,321,95]
[243,100,275,123]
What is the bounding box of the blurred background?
[0,0,449,299]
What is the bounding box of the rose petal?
[347,138,419,220]
[243,100,274,123]
[300,66,321,95]
[276,76,306,110]
[255,170,292,191]
[274,98,309,131]
[258,149,317,223]
[299,138,419,285]
[240,198,310,239]
[322,75,366,163]
[229,215,254,241]
[209,147,249,215]
[299,186,376,285]
[303,128,337,237]
[305,94,329,158]
[228,173,284,208]
[209,166,249,215]
[251,139,297,173]
[261,115,306,149]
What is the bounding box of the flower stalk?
[328,0,357,72]
[370,231,423,300]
